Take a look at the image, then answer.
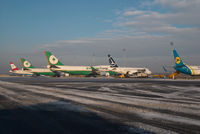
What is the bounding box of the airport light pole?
[92,53,95,66]
[170,42,175,79]
[170,42,174,67]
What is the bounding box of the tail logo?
[11,64,16,69]
[24,61,31,67]
[49,55,58,65]
[175,57,181,64]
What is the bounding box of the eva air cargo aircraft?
[20,58,59,77]
[44,51,119,76]
[173,49,200,76]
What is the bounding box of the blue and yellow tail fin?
[173,49,184,67]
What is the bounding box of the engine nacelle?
[100,72,110,77]
[47,65,51,69]
[53,71,69,77]
[59,72,70,77]
[64,73,70,77]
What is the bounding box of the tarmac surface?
[0,77,200,134]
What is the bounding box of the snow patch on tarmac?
[0,80,200,134]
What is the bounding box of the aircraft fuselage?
[174,65,200,76]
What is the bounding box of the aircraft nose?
[146,69,152,74]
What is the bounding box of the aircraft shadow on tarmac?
[0,100,155,134]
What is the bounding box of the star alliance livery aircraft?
[20,58,59,77]
[107,54,151,77]
[173,49,200,76]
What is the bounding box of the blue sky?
[1,0,200,73]
[1,0,144,50]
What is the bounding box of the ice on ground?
[0,80,200,134]
[97,87,117,93]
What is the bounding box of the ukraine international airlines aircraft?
[20,58,59,77]
[173,49,200,76]
[44,51,118,76]
[9,62,33,76]
[106,54,152,77]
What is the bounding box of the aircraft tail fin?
[20,58,35,69]
[9,62,19,71]
[173,49,184,67]
[108,54,118,67]
[162,65,168,72]
[44,51,64,66]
